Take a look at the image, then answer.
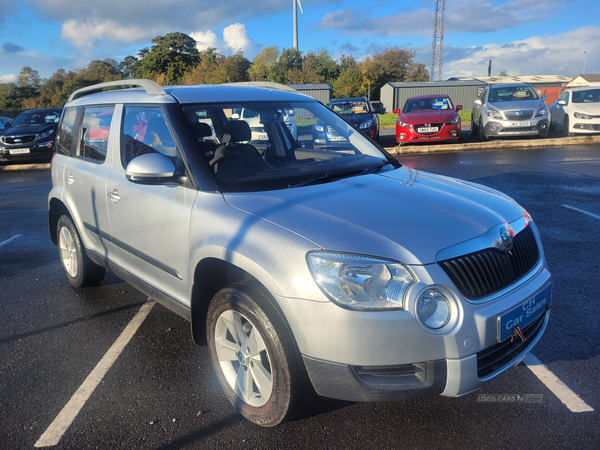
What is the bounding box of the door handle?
[108,189,121,203]
[67,174,74,185]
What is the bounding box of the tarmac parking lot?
[1,143,599,449]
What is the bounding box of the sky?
[0,0,598,84]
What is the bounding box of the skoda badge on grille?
[500,224,514,250]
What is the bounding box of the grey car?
[472,83,550,141]
[49,79,552,427]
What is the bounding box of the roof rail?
[68,79,167,102]
[226,81,298,93]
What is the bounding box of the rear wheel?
[206,282,313,426]
[57,215,105,287]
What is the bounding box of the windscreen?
[488,86,539,102]
[183,100,393,192]
[572,89,600,103]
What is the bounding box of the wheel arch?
[49,198,73,246]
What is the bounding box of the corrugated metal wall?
[287,84,332,118]
[381,82,486,113]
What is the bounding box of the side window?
[56,107,78,156]
[78,106,114,163]
[122,106,178,167]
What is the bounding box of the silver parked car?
[472,83,550,141]
[49,79,552,427]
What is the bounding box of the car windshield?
[572,89,600,103]
[403,97,452,112]
[488,86,539,102]
[183,100,396,193]
[11,110,61,127]
[328,101,369,115]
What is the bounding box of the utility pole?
[583,51,587,74]
[430,0,446,81]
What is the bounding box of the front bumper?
[484,119,549,138]
[0,142,54,163]
[396,123,461,144]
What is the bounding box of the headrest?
[223,120,252,143]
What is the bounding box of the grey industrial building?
[287,83,332,103]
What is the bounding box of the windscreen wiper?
[288,160,400,188]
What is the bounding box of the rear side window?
[78,106,114,163]
[56,107,78,156]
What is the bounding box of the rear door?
[62,104,119,262]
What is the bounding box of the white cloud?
[0,73,17,83]
[61,19,154,50]
[441,27,600,78]
[191,24,261,59]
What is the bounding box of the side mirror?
[287,109,296,117]
[474,99,482,106]
[373,108,381,114]
[126,153,175,184]
[456,105,463,111]
[557,100,567,106]
[542,95,548,102]
[231,113,240,120]
[4,121,11,128]
[393,109,401,114]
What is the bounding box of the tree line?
[0,31,428,110]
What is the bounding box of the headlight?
[574,112,592,120]
[37,129,54,140]
[307,252,415,310]
[446,116,459,125]
[416,289,451,329]
[315,125,324,132]
[397,120,410,127]
[486,109,503,119]
[536,107,548,117]
[360,120,373,129]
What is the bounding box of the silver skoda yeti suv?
[49,80,552,426]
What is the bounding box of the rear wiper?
[288,160,399,188]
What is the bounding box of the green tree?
[332,67,364,98]
[138,32,200,84]
[301,49,339,85]
[272,48,302,83]
[248,46,280,81]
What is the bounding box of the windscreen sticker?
[513,90,530,98]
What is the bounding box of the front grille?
[438,226,539,300]
[477,311,546,378]
[500,127,538,133]
[505,111,533,121]
[413,123,443,135]
[4,135,36,144]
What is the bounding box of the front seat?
[212,121,262,165]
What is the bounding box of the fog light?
[451,131,457,137]
[417,289,450,329]
[490,126,498,132]
[540,124,547,129]
[399,133,406,139]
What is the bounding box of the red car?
[393,95,462,145]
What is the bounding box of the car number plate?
[417,127,438,133]
[9,148,30,154]
[330,136,347,142]
[497,283,552,342]
[508,122,531,127]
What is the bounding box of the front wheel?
[563,116,574,137]
[57,215,105,287]
[471,115,479,136]
[206,282,313,426]
[478,120,489,141]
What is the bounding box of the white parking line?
[562,204,600,221]
[524,353,593,413]
[0,234,22,249]
[34,300,156,448]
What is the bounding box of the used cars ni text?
[393,94,461,145]
[471,83,549,141]
[549,86,600,136]
[0,107,62,163]
[49,80,552,426]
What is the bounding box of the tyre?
[206,282,313,427]
[563,116,574,137]
[471,115,479,136]
[478,120,488,141]
[57,215,106,287]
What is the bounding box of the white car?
[549,87,600,136]
[234,107,298,141]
